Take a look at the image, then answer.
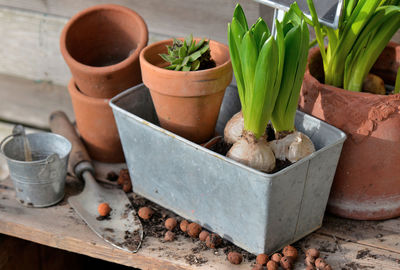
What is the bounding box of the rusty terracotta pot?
[299,42,400,220]
[68,79,124,163]
[60,4,148,98]
[140,39,233,144]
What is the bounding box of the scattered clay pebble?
[117,169,130,185]
[256,253,269,265]
[306,248,320,258]
[267,260,279,270]
[324,265,332,270]
[280,256,293,269]
[282,245,298,260]
[187,222,202,238]
[106,171,118,181]
[205,233,222,249]
[199,230,209,242]
[138,207,154,220]
[97,202,111,217]
[305,266,315,270]
[165,217,178,231]
[164,231,175,241]
[180,220,189,232]
[122,180,132,193]
[271,253,282,263]
[227,251,243,265]
[305,255,316,266]
[315,258,327,269]
[252,264,264,270]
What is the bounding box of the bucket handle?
[0,125,25,158]
[38,153,62,179]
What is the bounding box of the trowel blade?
[68,173,143,252]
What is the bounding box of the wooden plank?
[1,173,400,270]
[0,177,256,270]
[0,6,70,86]
[300,233,400,270]
[317,215,400,255]
[0,73,74,129]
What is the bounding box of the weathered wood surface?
[0,0,262,42]
[0,73,74,129]
[0,1,262,86]
[0,172,400,270]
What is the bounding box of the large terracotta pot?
[299,42,400,220]
[140,39,233,144]
[60,4,148,98]
[68,79,124,163]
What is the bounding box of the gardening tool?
[0,125,71,207]
[49,111,143,252]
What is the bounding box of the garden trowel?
[49,111,143,252]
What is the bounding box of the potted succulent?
[299,0,400,220]
[139,35,233,144]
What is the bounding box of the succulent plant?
[159,34,216,71]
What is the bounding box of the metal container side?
[110,84,346,254]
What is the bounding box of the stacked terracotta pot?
[60,4,148,162]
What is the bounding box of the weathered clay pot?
[60,4,148,98]
[140,39,233,144]
[68,79,124,163]
[299,42,400,220]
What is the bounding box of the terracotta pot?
[140,39,233,144]
[60,4,148,98]
[68,79,124,163]
[299,42,400,220]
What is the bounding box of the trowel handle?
[49,111,94,178]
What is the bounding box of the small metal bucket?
[0,127,71,207]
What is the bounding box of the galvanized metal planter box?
[110,84,346,254]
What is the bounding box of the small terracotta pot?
[299,42,400,220]
[140,38,233,144]
[60,4,148,98]
[68,79,124,163]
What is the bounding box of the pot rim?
[60,4,148,74]
[306,43,400,99]
[68,78,112,104]
[139,38,232,77]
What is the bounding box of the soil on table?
[124,193,256,266]
[209,124,293,173]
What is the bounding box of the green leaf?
[395,65,400,94]
[185,34,193,48]
[231,17,246,47]
[165,64,177,70]
[182,56,190,66]
[233,4,249,31]
[194,38,205,51]
[246,36,278,138]
[252,18,270,52]
[159,53,175,63]
[228,23,246,115]
[240,31,258,128]
[191,60,200,71]
[182,65,191,71]
[179,45,187,58]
